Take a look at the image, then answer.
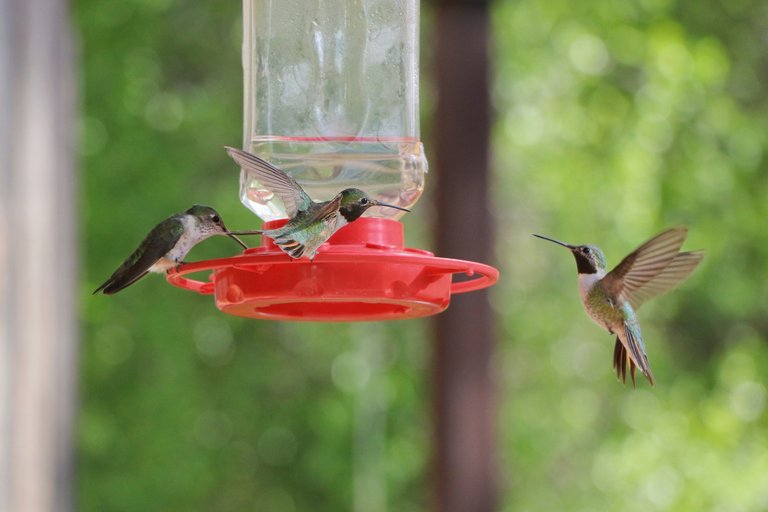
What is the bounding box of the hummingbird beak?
[228,230,263,236]
[226,231,249,250]
[372,200,411,213]
[532,233,575,250]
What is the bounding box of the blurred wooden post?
[0,1,78,511]
[432,0,497,511]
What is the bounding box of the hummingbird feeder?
[167,0,498,321]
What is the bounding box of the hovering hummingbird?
[94,205,248,295]
[225,146,410,259]
[533,227,703,386]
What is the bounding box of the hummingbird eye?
[211,215,220,224]
[583,247,591,255]
[360,198,369,206]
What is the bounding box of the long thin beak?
[373,201,411,213]
[226,232,249,250]
[228,230,263,236]
[532,233,574,250]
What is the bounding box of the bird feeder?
[167,0,498,321]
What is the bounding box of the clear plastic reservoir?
[241,0,427,221]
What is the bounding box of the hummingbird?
[225,146,411,259]
[93,205,248,295]
[533,228,703,386]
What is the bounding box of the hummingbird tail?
[612,338,638,387]
[93,270,150,295]
[612,336,655,387]
[271,236,309,259]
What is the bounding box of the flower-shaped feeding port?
[166,217,497,321]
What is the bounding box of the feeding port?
[167,218,497,321]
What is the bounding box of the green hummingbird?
[94,205,248,295]
[534,227,703,386]
[225,146,410,259]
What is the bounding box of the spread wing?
[603,227,690,305]
[225,146,312,217]
[93,217,184,295]
[625,251,703,310]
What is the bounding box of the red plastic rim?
[167,218,498,321]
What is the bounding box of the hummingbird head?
[185,205,248,249]
[533,234,607,274]
[337,188,411,222]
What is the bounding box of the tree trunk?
[432,1,497,511]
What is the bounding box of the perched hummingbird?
[94,205,248,295]
[225,146,410,259]
[534,228,703,386]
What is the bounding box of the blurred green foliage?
[493,0,768,510]
[77,0,768,511]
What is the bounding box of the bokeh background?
[77,0,768,511]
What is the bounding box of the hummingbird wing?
[603,227,689,306]
[264,196,343,259]
[93,217,185,295]
[225,146,313,218]
[625,251,703,310]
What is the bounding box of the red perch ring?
[166,217,498,321]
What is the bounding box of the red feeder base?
[166,218,498,321]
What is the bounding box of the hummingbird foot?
[172,260,190,273]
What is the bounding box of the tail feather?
[271,236,308,259]
[613,338,627,384]
[93,270,149,295]
[256,226,310,259]
[612,338,638,387]
[612,336,655,387]
[624,324,655,386]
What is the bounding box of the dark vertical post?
[432,1,496,512]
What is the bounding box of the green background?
[78,0,768,510]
